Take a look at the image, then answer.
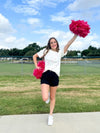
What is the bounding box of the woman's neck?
[51,48,57,52]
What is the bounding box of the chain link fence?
[0,56,100,76]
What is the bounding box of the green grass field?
[0,63,100,115]
[0,62,100,75]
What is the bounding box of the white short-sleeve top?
[37,48,67,76]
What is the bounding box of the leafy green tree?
[81,45,100,56]
[66,50,81,56]
[8,48,21,56]
[88,46,97,51]
[0,49,9,56]
[22,43,40,56]
[1,43,99,57]
[81,49,89,56]
[24,50,35,56]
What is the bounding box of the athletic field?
[0,62,100,75]
[0,63,100,115]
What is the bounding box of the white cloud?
[50,0,100,25]
[9,37,32,49]
[27,18,42,28]
[69,33,100,51]
[0,45,8,49]
[5,36,16,43]
[91,41,100,48]
[13,5,38,15]
[20,17,42,29]
[25,0,42,5]
[0,14,15,34]
[51,11,93,26]
[51,9,100,25]
[51,11,73,25]
[51,7,100,26]
[34,28,100,51]
[0,31,32,49]
[0,14,31,49]
[34,29,53,34]
[5,0,39,15]
[4,0,69,15]
[1,35,31,49]
[68,0,100,11]
[58,0,68,2]
[27,18,40,25]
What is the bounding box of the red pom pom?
[37,60,45,70]
[33,61,45,79]
[33,69,43,79]
[69,20,90,38]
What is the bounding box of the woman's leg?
[41,84,50,101]
[49,86,58,115]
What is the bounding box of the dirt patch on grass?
[57,91,87,97]
[59,84,100,89]
[57,90,100,97]
[0,83,40,92]
[0,82,99,92]
[59,85,89,89]
[23,91,41,97]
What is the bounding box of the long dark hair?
[42,37,59,59]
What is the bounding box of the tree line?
[0,43,100,57]
[67,45,100,57]
[0,43,44,57]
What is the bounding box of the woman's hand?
[36,66,40,69]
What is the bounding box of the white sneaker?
[45,92,50,104]
[48,115,53,126]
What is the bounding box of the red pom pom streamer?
[69,20,90,38]
[37,60,45,71]
[33,60,45,79]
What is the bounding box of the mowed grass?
[0,62,100,75]
[0,63,34,75]
[0,63,100,115]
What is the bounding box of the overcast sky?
[0,0,100,51]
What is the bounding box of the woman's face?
[50,39,57,51]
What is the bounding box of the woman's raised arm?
[64,34,77,53]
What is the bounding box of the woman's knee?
[50,96,55,101]
[41,84,49,101]
[42,96,48,101]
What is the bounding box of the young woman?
[33,34,77,126]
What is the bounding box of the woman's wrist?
[35,64,40,69]
[74,34,78,38]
